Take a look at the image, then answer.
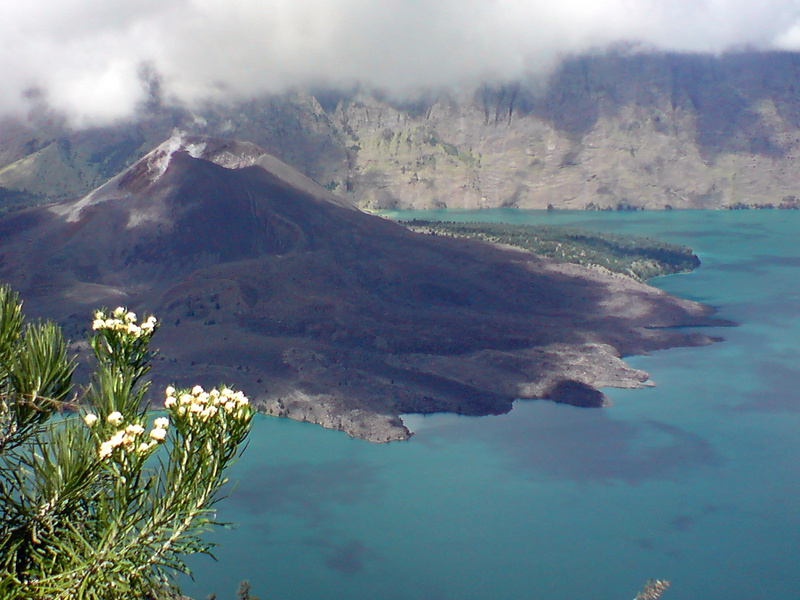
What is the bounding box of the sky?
[4,0,800,125]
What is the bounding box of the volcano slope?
[0,136,723,442]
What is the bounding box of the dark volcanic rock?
[0,136,726,442]
[545,379,606,408]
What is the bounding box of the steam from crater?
[4,0,800,125]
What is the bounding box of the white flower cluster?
[91,307,157,338]
[163,385,250,423]
[86,411,171,459]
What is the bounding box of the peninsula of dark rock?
[0,135,725,441]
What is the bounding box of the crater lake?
[182,210,800,600]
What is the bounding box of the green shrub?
[402,220,700,281]
[0,286,254,599]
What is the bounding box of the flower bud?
[125,424,145,436]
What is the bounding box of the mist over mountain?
[3,50,800,211]
[0,136,722,441]
[4,0,800,125]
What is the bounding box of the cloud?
[4,0,800,125]
[775,22,800,49]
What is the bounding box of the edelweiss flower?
[107,411,123,425]
[153,416,169,429]
[125,423,145,436]
[99,442,114,460]
[149,427,167,441]
[98,429,128,459]
[84,413,98,427]
[166,384,251,425]
[200,405,218,421]
[91,308,157,339]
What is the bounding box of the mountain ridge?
[2,49,800,211]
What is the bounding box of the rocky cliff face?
[3,50,800,210]
[334,51,800,210]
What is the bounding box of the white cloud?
[775,21,800,50]
[3,0,800,125]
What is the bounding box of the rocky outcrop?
[545,379,607,408]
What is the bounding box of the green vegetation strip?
[401,220,700,281]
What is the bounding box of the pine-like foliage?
[0,285,254,599]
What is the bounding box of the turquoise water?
[182,211,800,600]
